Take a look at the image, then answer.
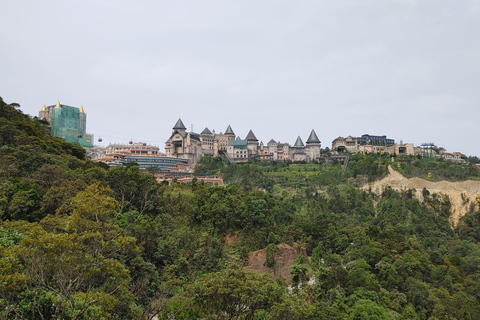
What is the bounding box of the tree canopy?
[2,97,480,319]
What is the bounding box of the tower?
[245,130,259,154]
[224,125,235,140]
[39,101,94,148]
[173,118,187,135]
[305,129,321,161]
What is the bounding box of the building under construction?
[39,101,94,148]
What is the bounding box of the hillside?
[3,98,480,319]
[368,165,480,226]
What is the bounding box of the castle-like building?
[165,119,322,164]
[39,101,94,148]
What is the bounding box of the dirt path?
[366,166,480,226]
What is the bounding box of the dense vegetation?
[394,155,480,182]
[2,97,480,319]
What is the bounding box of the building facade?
[165,118,322,165]
[332,134,415,156]
[165,119,204,164]
[39,101,94,148]
[111,155,190,173]
[94,142,165,165]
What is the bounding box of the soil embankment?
[366,166,480,226]
[244,243,308,281]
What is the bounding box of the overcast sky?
[1,0,479,157]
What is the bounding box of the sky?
[1,0,479,157]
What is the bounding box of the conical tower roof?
[79,106,85,113]
[41,104,46,111]
[55,101,61,108]
[173,118,186,130]
[294,136,304,147]
[245,130,258,141]
[201,127,212,135]
[225,125,235,135]
[306,129,320,144]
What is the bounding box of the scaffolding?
[40,103,94,148]
[420,143,436,162]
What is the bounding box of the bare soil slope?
[366,166,480,226]
[244,243,308,281]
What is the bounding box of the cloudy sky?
[1,0,479,156]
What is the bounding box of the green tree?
[185,267,283,320]
[269,294,315,320]
[349,299,393,320]
[264,243,279,269]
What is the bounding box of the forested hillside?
[2,97,480,319]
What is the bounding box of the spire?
[173,118,186,130]
[225,125,235,135]
[79,105,85,113]
[294,136,305,147]
[201,127,212,135]
[41,104,46,111]
[55,101,61,108]
[245,130,258,141]
[306,129,320,144]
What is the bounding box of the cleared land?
[367,165,480,226]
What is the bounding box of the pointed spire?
[294,136,305,147]
[201,127,212,135]
[55,101,61,108]
[225,125,235,135]
[306,129,320,144]
[41,104,46,111]
[79,105,85,113]
[173,118,186,130]
[245,130,258,141]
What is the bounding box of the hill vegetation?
[2,97,480,319]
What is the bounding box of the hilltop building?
[94,141,190,173]
[111,155,189,173]
[39,101,94,148]
[332,134,415,155]
[419,143,466,163]
[165,118,322,164]
[94,142,165,165]
[164,119,206,164]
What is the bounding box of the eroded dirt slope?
[244,243,308,281]
[366,166,480,226]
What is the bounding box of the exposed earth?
[366,165,480,226]
[244,243,308,281]
[245,166,480,278]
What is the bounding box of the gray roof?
[201,127,212,135]
[294,136,304,147]
[268,139,277,145]
[225,125,235,135]
[190,132,201,141]
[173,118,186,130]
[170,129,186,138]
[228,139,247,149]
[306,129,321,144]
[245,130,258,141]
